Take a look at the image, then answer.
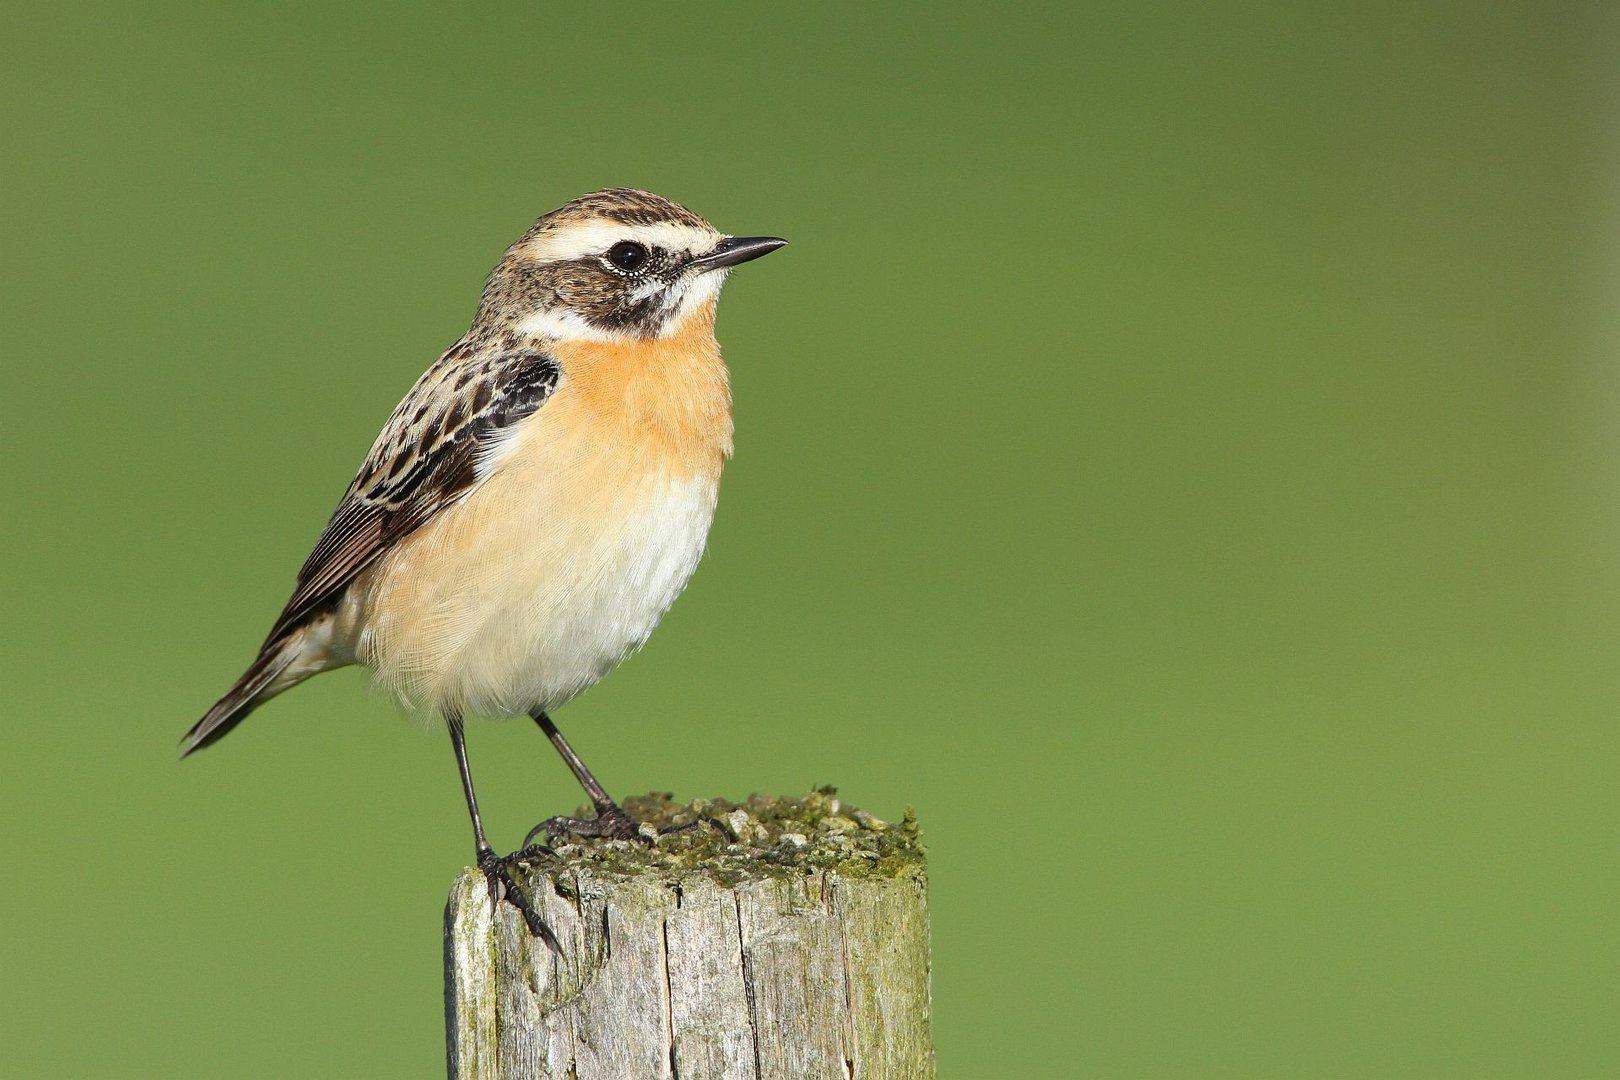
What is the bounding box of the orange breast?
[546,301,733,481]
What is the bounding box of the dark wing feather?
[259,346,562,648]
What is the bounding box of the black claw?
[699,815,732,838]
[476,848,561,954]
[657,819,703,837]
[514,842,558,862]
[663,814,734,840]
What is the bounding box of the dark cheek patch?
[551,265,621,319]
[593,292,668,335]
[512,258,676,336]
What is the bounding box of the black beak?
[689,235,788,271]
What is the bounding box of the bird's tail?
[178,640,300,758]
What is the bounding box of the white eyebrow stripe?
[525,220,721,264]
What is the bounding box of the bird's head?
[475,188,786,342]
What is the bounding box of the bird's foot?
[476,846,561,954]
[525,800,648,846]
[523,800,734,849]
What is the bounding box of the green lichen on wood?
[516,787,924,889]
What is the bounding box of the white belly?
[347,465,720,719]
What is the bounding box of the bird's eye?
[606,241,649,272]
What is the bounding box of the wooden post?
[444,790,934,1080]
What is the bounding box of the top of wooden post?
[530,786,925,885]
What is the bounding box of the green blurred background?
[4,3,1618,1076]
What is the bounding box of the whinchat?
[181,189,785,942]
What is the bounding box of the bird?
[180,188,785,944]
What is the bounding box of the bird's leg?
[524,711,649,844]
[447,715,560,953]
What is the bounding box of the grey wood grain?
[445,792,933,1080]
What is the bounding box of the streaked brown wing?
[259,346,562,648]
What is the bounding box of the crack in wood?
[734,889,765,1080]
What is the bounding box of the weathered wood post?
[445,790,934,1080]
